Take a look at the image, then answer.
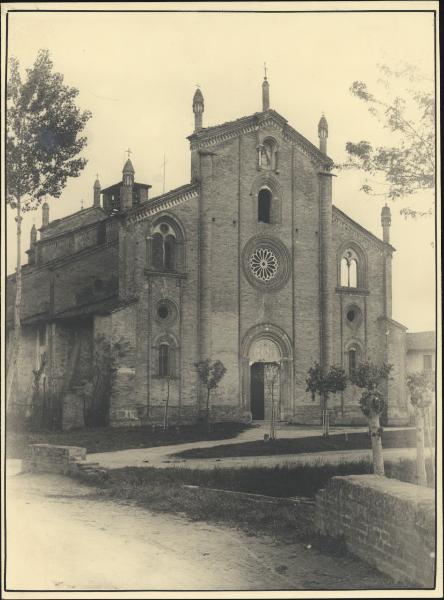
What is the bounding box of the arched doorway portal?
[241,324,293,422]
[249,338,281,420]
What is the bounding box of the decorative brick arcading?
[126,185,199,225]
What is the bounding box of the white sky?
[4,6,437,332]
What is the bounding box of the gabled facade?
[6,77,410,429]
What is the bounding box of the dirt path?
[5,470,396,591]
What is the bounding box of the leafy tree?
[6,49,91,406]
[194,359,227,433]
[350,361,392,476]
[306,363,347,438]
[341,63,434,218]
[406,371,434,486]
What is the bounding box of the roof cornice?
[125,183,199,225]
[188,109,333,168]
[332,205,396,253]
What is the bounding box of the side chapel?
[7,76,410,428]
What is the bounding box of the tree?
[264,362,280,441]
[341,62,434,218]
[406,371,434,486]
[350,361,392,476]
[163,374,172,431]
[194,359,227,433]
[306,363,347,438]
[6,49,91,407]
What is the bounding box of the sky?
[4,5,437,332]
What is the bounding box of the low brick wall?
[315,474,435,588]
[22,444,86,475]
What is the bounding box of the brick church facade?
[7,77,410,429]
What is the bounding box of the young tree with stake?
[350,361,392,476]
[194,359,227,433]
[6,49,91,407]
[306,363,347,438]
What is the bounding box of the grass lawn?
[85,457,432,548]
[6,422,248,459]
[174,428,417,460]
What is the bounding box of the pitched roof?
[406,331,435,351]
[39,206,107,240]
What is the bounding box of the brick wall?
[315,474,435,587]
[23,444,86,475]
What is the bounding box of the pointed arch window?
[149,221,180,272]
[340,249,359,288]
[164,235,176,271]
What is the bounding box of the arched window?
[348,348,357,376]
[158,344,170,377]
[164,235,176,271]
[258,189,272,223]
[152,233,164,270]
[347,344,361,377]
[150,222,179,272]
[340,249,359,288]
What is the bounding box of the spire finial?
[193,86,204,131]
[126,148,132,160]
[262,65,270,111]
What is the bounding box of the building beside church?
[7,76,410,429]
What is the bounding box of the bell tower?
[120,153,135,211]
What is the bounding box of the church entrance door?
[250,362,265,420]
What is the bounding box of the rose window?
[250,247,278,282]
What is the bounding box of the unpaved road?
[5,470,397,591]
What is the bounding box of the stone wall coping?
[29,443,85,451]
[329,474,434,507]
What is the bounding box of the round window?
[345,305,362,329]
[158,305,169,320]
[242,235,290,291]
[155,299,178,326]
[250,247,278,282]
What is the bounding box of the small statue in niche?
[259,139,276,170]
